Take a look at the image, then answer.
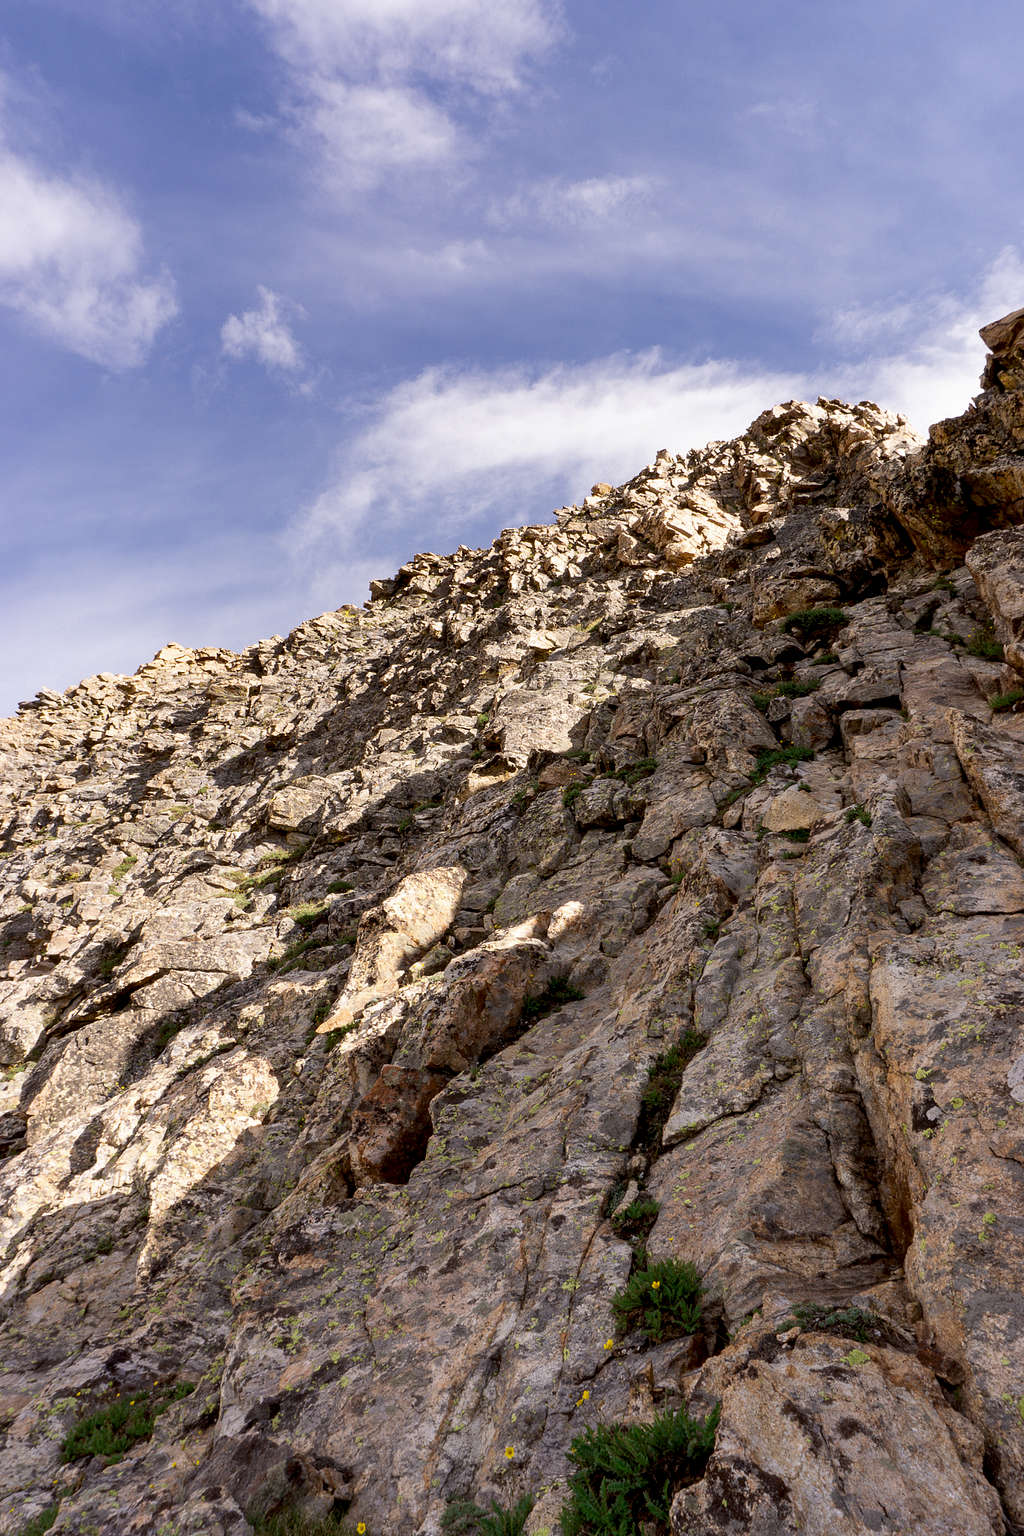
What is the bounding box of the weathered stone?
[1,314,1024,1536]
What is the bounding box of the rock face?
[1,319,1024,1536]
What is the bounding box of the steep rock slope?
[1,314,1024,1536]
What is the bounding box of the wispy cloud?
[221,285,306,378]
[244,0,562,188]
[291,253,1024,607]
[824,245,1024,426]
[0,92,176,369]
[488,174,657,228]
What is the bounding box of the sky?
[2,0,1024,715]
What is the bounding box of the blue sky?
[2,0,1024,714]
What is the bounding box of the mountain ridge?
[1,309,1024,1536]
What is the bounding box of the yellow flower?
[357,1525,367,1534]
[581,1389,590,1400]
[604,1338,614,1350]
[504,1445,515,1460]
[651,1280,660,1290]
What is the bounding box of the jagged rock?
[1,310,1024,1535]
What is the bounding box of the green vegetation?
[521,977,585,1021]
[326,878,354,893]
[752,679,821,711]
[267,937,321,974]
[15,1507,58,1536]
[442,1494,534,1535]
[845,804,872,827]
[967,626,1004,661]
[290,900,330,930]
[559,1403,719,1536]
[781,606,848,642]
[61,1382,193,1463]
[251,1512,351,1536]
[612,1256,703,1342]
[110,854,138,882]
[607,757,658,786]
[636,1031,703,1151]
[562,783,584,807]
[817,650,839,664]
[786,1303,880,1342]
[780,828,810,844]
[610,1198,660,1242]
[312,997,333,1027]
[991,687,1023,713]
[749,745,814,786]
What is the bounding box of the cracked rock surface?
[2,317,1024,1534]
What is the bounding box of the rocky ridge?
[1,309,1024,1535]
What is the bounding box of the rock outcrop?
[2,316,1024,1536]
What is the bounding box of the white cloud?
[244,0,561,188]
[489,174,656,228]
[221,286,305,374]
[826,246,1024,427]
[0,122,176,368]
[291,253,1024,608]
[305,80,458,184]
[248,0,559,93]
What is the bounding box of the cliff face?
[1,313,1024,1536]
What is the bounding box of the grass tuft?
[442,1494,534,1535]
[61,1383,193,1464]
[559,1403,719,1536]
[636,1031,703,1151]
[521,977,584,1020]
[781,607,848,641]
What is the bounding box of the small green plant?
[750,692,772,713]
[476,713,491,728]
[610,1198,660,1241]
[781,607,848,642]
[990,688,1024,713]
[612,1256,703,1341]
[61,1382,193,1463]
[326,879,353,893]
[967,627,1004,661]
[749,744,814,786]
[845,804,872,827]
[559,1403,719,1536]
[610,757,658,786]
[521,977,585,1021]
[780,828,810,843]
[110,854,138,882]
[562,784,584,807]
[251,1512,351,1536]
[290,901,329,930]
[442,1493,534,1536]
[637,1032,703,1150]
[397,814,414,833]
[786,1303,879,1342]
[312,998,332,1027]
[932,574,956,592]
[267,937,320,973]
[817,650,839,664]
[15,1507,58,1536]
[774,678,820,697]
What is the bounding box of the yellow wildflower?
[504,1445,515,1460]
[651,1280,661,1290]
[581,1389,590,1400]
[604,1338,614,1350]
[357,1525,367,1535]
